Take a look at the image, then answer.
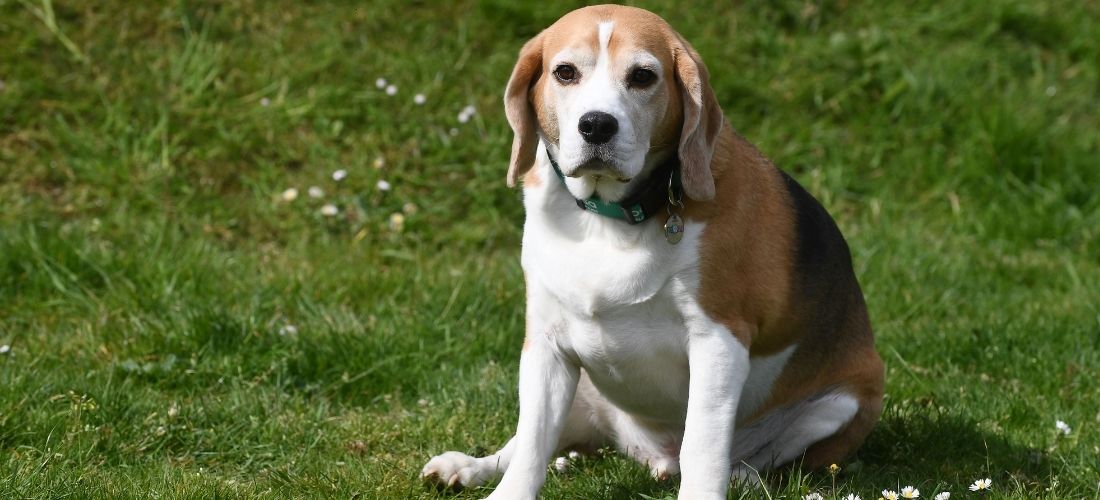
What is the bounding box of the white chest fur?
[521,155,705,423]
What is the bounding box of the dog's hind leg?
[729,389,862,479]
[606,411,682,480]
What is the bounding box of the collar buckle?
[620,204,646,224]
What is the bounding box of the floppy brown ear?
[673,36,723,201]
[504,33,544,187]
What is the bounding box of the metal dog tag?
[663,213,684,244]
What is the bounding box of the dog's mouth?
[565,157,631,182]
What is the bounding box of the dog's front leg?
[677,322,750,500]
[487,333,579,500]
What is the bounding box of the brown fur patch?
[523,165,543,188]
[684,126,884,464]
[682,128,797,351]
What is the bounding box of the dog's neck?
[541,147,677,224]
[544,147,682,225]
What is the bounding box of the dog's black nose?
[578,111,618,144]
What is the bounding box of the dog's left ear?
[503,33,544,187]
[673,35,723,201]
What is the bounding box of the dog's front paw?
[421,451,498,490]
[649,456,679,481]
[484,490,534,500]
[676,489,727,500]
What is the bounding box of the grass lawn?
[1,0,1098,498]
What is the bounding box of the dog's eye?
[628,68,657,87]
[553,64,578,83]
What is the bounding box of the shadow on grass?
[451,409,1044,499]
[866,410,1038,461]
[846,406,1050,493]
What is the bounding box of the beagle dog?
[422,5,883,499]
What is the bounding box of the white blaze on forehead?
[597,22,614,65]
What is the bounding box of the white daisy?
[332,169,348,181]
[934,493,950,500]
[385,84,397,96]
[0,345,10,354]
[457,111,471,123]
[388,212,405,231]
[281,188,299,202]
[968,478,992,491]
[844,495,861,500]
[462,104,476,116]
[308,186,324,198]
[803,493,823,500]
[552,456,569,473]
[882,490,900,500]
[320,204,338,216]
[1055,419,1071,435]
[375,77,387,89]
[376,179,391,191]
[279,324,299,336]
[413,93,426,105]
[901,486,919,498]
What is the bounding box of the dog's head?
[504,5,723,201]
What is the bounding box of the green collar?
[546,149,682,225]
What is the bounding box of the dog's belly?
[564,304,798,428]
[562,294,692,424]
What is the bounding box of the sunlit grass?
[0,0,1097,498]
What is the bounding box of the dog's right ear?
[672,34,723,201]
[504,33,544,187]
